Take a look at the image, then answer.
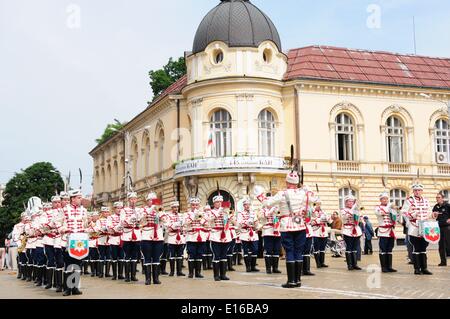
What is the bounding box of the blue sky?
[0,0,449,193]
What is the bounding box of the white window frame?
[258,109,276,157]
[390,189,407,209]
[336,113,355,161]
[435,119,450,163]
[210,109,232,157]
[386,116,405,163]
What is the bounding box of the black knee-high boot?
[118,261,125,280]
[188,260,194,278]
[144,265,151,285]
[124,262,131,282]
[195,260,204,278]
[265,256,272,274]
[219,260,229,281]
[320,252,328,268]
[111,262,118,280]
[281,262,296,289]
[45,268,54,289]
[272,256,281,274]
[160,260,168,275]
[302,256,315,276]
[176,259,186,276]
[213,262,220,281]
[152,264,161,284]
[130,261,138,281]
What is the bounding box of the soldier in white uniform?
[184,197,208,279]
[54,191,69,290]
[31,201,46,286]
[261,205,282,274]
[95,207,112,278]
[41,196,61,289]
[237,198,260,273]
[375,192,398,273]
[341,195,363,271]
[257,171,310,288]
[166,201,186,277]
[401,184,438,275]
[302,191,315,276]
[13,213,29,280]
[202,205,213,271]
[120,192,143,283]
[311,198,331,268]
[86,211,100,277]
[140,192,168,285]
[107,201,125,280]
[60,189,88,296]
[207,195,236,281]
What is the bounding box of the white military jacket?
[341,208,363,237]
[401,196,434,238]
[184,209,209,243]
[263,188,309,233]
[374,205,397,238]
[237,209,259,242]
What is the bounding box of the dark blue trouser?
[161,243,169,261]
[233,242,242,255]
[63,249,82,271]
[344,235,361,253]
[26,249,33,265]
[210,241,230,262]
[263,236,282,257]
[122,241,141,262]
[410,236,429,254]
[168,244,184,259]
[19,252,28,266]
[89,247,99,261]
[110,245,124,261]
[33,247,46,267]
[302,237,313,256]
[141,240,164,265]
[242,240,259,257]
[44,245,56,268]
[55,248,64,269]
[227,239,236,257]
[281,231,306,262]
[98,245,111,262]
[379,237,395,254]
[313,237,327,253]
[187,242,206,260]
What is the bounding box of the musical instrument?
[18,234,28,253]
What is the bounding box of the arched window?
[258,109,275,156]
[144,136,151,176]
[95,171,100,193]
[435,119,450,163]
[338,187,358,210]
[101,168,105,193]
[210,109,232,157]
[113,161,119,191]
[336,113,355,161]
[132,142,138,182]
[390,189,407,209]
[106,164,111,192]
[158,130,165,173]
[386,116,405,163]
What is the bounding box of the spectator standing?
[363,216,374,255]
[433,193,450,267]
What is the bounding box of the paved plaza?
[1,252,448,299]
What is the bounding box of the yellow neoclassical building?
[90,0,450,224]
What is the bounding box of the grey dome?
[192,0,282,54]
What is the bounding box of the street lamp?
[420,93,450,115]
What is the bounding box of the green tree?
[149,57,186,99]
[0,162,64,238]
[96,119,126,145]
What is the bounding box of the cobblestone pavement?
[1,253,448,299]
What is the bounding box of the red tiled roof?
[285,45,450,89]
[149,75,188,108]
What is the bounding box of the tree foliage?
[149,57,186,100]
[95,119,126,145]
[0,162,64,238]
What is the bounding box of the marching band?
[9,169,443,296]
